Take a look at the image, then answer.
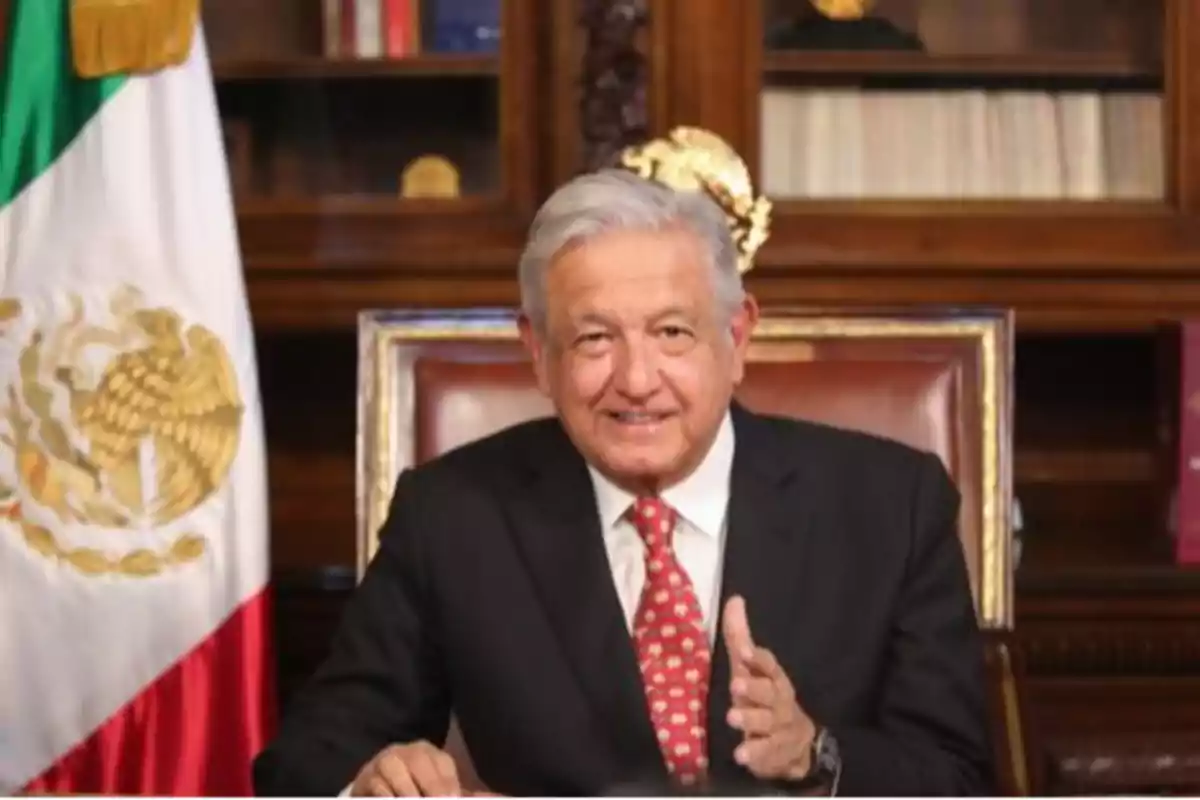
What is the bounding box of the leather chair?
[354,306,1021,791]
[984,630,1041,795]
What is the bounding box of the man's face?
[520,226,758,493]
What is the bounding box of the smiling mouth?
[606,411,675,424]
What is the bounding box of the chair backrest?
[356,306,1014,629]
[983,630,1042,796]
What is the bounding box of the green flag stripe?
[0,0,125,208]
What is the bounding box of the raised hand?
[721,595,817,782]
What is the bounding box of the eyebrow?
[568,312,614,328]
[648,307,696,324]
[564,306,698,329]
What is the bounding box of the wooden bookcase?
[650,0,1200,584]
[200,0,544,318]
[661,0,1200,790]
[667,0,1195,576]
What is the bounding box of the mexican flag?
[0,0,272,793]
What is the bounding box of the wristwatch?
[759,725,842,796]
[809,726,842,793]
[777,725,841,796]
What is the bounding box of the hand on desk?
[722,595,817,782]
[347,598,814,795]
[349,740,502,797]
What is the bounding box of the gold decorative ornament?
[70,0,199,78]
[401,155,461,199]
[0,286,244,579]
[619,126,772,274]
[811,0,873,20]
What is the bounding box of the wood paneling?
[257,328,360,570]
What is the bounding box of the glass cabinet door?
[202,0,528,208]
[758,0,1164,202]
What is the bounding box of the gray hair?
[517,168,744,331]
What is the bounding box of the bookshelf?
[200,0,542,295]
[655,0,1198,579]
[212,54,498,79]
[659,1,1200,785]
[763,50,1161,81]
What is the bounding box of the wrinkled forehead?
[543,228,719,322]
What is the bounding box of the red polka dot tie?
[629,496,712,786]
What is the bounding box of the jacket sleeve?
[829,453,996,796]
[252,468,452,796]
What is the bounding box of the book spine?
[356,0,384,57]
[323,0,342,57]
[428,0,501,53]
[341,0,357,56]
[384,0,416,56]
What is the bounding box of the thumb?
[721,595,755,670]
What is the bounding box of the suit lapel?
[706,405,822,787]
[506,421,666,784]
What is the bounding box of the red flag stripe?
[22,588,275,796]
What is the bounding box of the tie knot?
[630,496,676,553]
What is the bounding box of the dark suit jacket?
[253,405,995,796]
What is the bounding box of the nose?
[612,337,660,399]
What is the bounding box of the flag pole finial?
[70,0,199,78]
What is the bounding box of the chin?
[598,452,680,486]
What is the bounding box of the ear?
[728,294,759,385]
[517,313,552,396]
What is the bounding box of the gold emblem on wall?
[620,126,772,274]
[0,286,244,578]
[70,0,199,78]
[401,155,461,199]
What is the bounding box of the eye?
[659,325,692,339]
[573,331,611,350]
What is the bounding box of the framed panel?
[756,0,1165,203]
[651,0,1200,273]
[202,0,541,282]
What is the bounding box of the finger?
[726,705,775,736]
[730,674,777,707]
[408,747,460,796]
[721,595,755,671]
[364,774,399,797]
[734,731,805,777]
[376,754,421,797]
[744,645,787,682]
[430,748,461,791]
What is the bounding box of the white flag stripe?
[0,27,267,791]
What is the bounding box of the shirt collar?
[588,410,735,539]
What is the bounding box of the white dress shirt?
[586,411,735,642]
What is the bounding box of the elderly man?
[253,169,994,796]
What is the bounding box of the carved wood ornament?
[579,0,650,170]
